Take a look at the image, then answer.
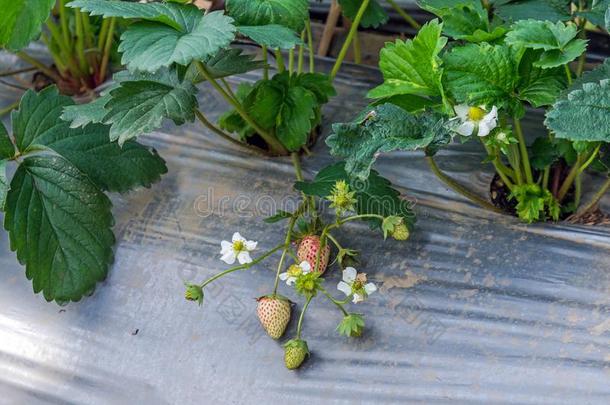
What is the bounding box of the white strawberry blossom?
[454,104,498,137]
[279,261,311,286]
[337,267,377,303]
[220,232,257,265]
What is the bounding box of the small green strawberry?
[284,339,309,370]
[297,235,330,274]
[256,295,291,339]
[390,221,410,241]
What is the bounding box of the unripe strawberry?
[390,222,410,241]
[297,235,330,274]
[256,295,291,339]
[284,339,309,369]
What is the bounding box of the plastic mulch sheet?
[1,55,609,404]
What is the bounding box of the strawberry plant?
[0,0,122,95]
[0,86,167,303]
[62,0,378,156]
[327,0,610,223]
[185,161,415,369]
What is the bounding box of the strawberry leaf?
[545,79,610,142]
[338,0,388,29]
[326,103,452,180]
[494,0,571,23]
[118,10,236,72]
[4,155,115,303]
[0,122,14,159]
[565,58,610,95]
[294,162,415,230]
[237,25,302,49]
[0,0,55,50]
[367,20,447,99]
[505,20,587,68]
[517,50,567,107]
[226,0,308,32]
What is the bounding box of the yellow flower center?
[304,280,315,291]
[233,240,245,252]
[287,265,302,277]
[467,106,486,122]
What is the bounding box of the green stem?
[330,0,371,80]
[0,100,19,117]
[275,49,285,72]
[74,10,89,75]
[220,78,238,102]
[288,48,295,75]
[296,296,313,339]
[98,18,110,50]
[508,143,524,185]
[291,152,304,181]
[59,0,72,52]
[305,18,315,73]
[46,19,80,78]
[578,144,601,174]
[564,64,573,85]
[14,51,62,83]
[200,244,285,288]
[351,20,362,64]
[575,173,582,208]
[542,166,550,190]
[482,140,515,190]
[297,30,305,74]
[385,0,421,29]
[558,154,583,202]
[513,117,534,184]
[322,289,348,316]
[98,17,116,84]
[325,233,343,251]
[196,62,287,155]
[577,178,610,215]
[262,45,269,80]
[426,156,504,213]
[193,110,268,156]
[272,216,298,295]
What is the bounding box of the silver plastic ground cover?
[0,56,609,404]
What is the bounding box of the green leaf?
[576,0,610,28]
[237,25,302,49]
[4,155,115,303]
[276,86,317,151]
[566,58,610,95]
[246,80,284,129]
[0,121,14,159]
[37,124,168,193]
[0,160,7,211]
[423,1,505,42]
[326,103,451,179]
[338,0,388,29]
[119,11,236,72]
[607,5,610,30]
[545,79,610,142]
[292,73,337,104]
[495,0,571,22]
[443,43,518,109]
[68,0,196,30]
[295,162,415,229]
[60,93,112,129]
[368,20,447,99]
[102,74,198,144]
[0,0,54,50]
[11,86,72,152]
[219,83,255,139]
[505,20,587,68]
[517,50,567,107]
[530,136,559,169]
[226,0,308,32]
[336,313,365,337]
[185,48,266,83]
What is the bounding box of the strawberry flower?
[337,267,377,303]
[220,232,257,264]
[454,104,498,137]
[279,261,311,286]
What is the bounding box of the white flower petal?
[457,122,475,136]
[299,261,311,273]
[454,104,469,120]
[237,251,252,264]
[220,240,232,254]
[342,267,357,283]
[337,281,352,297]
[364,283,377,295]
[352,293,364,304]
[286,277,296,286]
[232,232,244,243]
[245,240,257,251]
[279,272,289,281]
[477,122,492,137]
[220,251,236,264]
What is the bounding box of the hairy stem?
[426,156,504,213]
[296,296,313,339]
[98,17,116,84]
[330,0,371,80]
[306,18,315,73]
[385,0,421,29]
[513,117,534,184]
[322,289,348,316]
[577,178,610,215]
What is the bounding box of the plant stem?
[330,0,371,80]
[542,166,550,190]
[262,45,269,80]
[0,67,36,77]
[297,30,305,74]
[291,152,304,181]
[59,0,72,52]
[288,48,295,74]
[98,18,110,50]
[272,215,298,295]
[325,233,343,251]
[426,156,504,213]
[200,243,286,288]
[575,173,582,207]
[322,289,348,316]
[305,18,315,73]
[513,117,534,184]
[74,10,89,75]
[0,100,19,117]
[14,51,62,83]
[564,64,573,85]
[193,109,268,156]
[557,154,583,202]
[196,62,287,155]
[220,78,238,102]
[577,177,610,215]
[98,17,116,84]
[482,141,515,190]
[275,49,285,72]
[508,143,524,185]
[385,0,421,29]
[296,296,313,339]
